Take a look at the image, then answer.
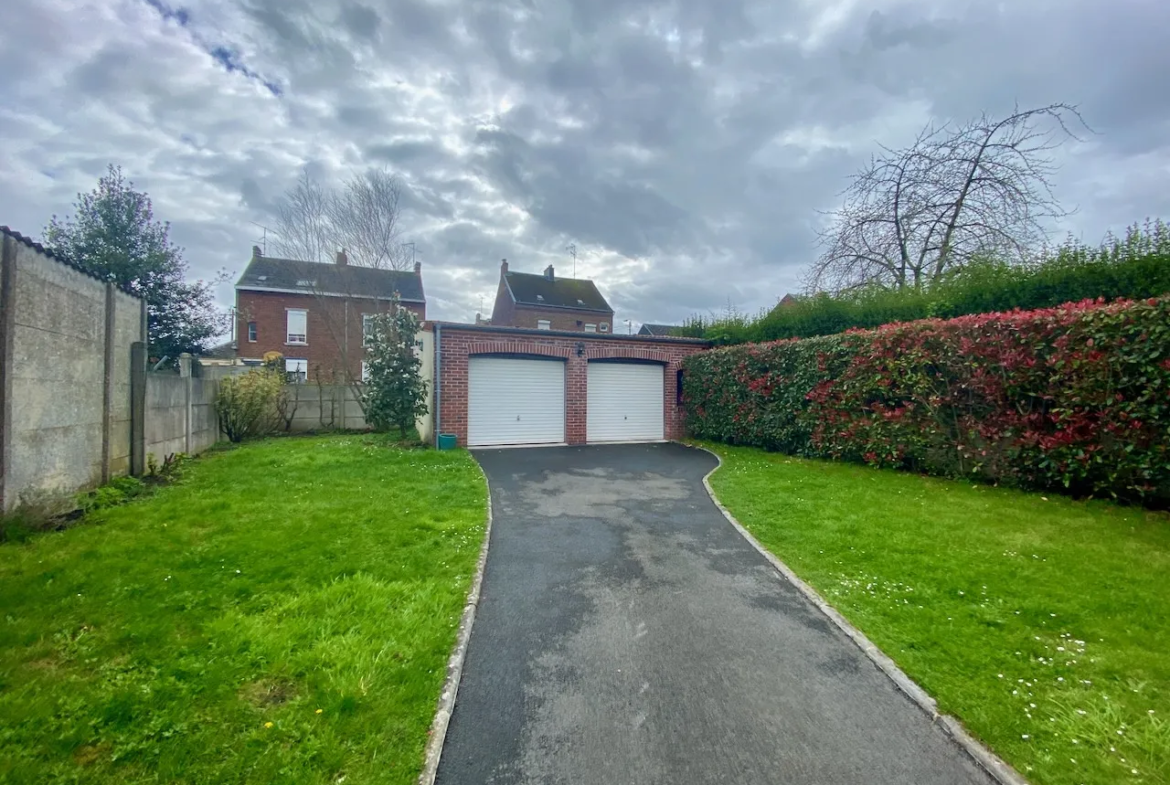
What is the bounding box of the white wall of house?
[416,328,434,443]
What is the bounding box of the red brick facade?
[435,325,707,446]
[236,290,425,380]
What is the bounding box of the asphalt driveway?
[435,443,994,785]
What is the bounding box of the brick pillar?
[565,351,587,445]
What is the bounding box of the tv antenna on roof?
[249,221,277,255]
[567,243,577,278]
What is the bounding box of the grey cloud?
[338,2,381,40]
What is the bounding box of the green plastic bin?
[437,433,457,450]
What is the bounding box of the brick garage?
[433,323,708,447]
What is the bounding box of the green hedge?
[684,296,1170,506]
[679,220,1170,344]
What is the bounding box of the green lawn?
[0,435,487,785]
[705,444,1169,785]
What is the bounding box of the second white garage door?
[468,357,566,447]
[587,362,665,442]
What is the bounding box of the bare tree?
[273,169,332,265]
[808,103,1088,293]
[330,169,408,270]
[268,166,413,415]
[273,167,406,270]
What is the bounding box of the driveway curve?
[435,443,993,785]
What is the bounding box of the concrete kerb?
[690,444,1030,785]
[417,457,494,785]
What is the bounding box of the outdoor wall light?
[575,342,585,356]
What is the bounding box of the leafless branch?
[807,103,1089,293]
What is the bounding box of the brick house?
[490,259,614,333]
[235,247,425,381]
[431,322,708,447]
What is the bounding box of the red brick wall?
[436,327,707,446]
[489,276,515,326]
[236,290,425,380]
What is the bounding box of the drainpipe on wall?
[433,323,442,448]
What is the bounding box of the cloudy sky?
[1,0,1168,329]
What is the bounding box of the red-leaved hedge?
[683,296,1170,506]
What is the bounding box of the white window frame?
[599,322,609,333]
[584,323,597,333]
[362,313,375,346]
[286,309,308,345]
[247,321,257,342]
[361,361,371,382]
[285,358,307,384]
[537,319,551,330]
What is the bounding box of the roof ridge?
[1,225,139,296]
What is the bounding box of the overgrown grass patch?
[0,434,487,785]
[704,444,1169,785]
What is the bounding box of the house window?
[285,358,307,384]
[247,321,257,342]
[361,361,370,382]
[362,313,375,346]
[584,324,597,333]
[537,320,551,330]
[286,309,307,344]
[599,322,609,333]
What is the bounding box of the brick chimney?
[500,258,508,274]
[252,245,262,258]
[544,264,554,281]
[414,260,422,274]
[336,248,348,266]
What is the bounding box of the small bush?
[684,295,1170,506]
[216,368,287,443]
[77,476,148,514]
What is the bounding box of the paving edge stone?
[691,445,1030,785]
[418,460,494,785]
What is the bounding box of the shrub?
[684,296,1170,506]
[215,368,287,443]
[77,476,148,514]
[363,296,428,438]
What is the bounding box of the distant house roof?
[236,251,425,303]
[505,269,612,313]
[202,339,237,359]
[638,323,678,337]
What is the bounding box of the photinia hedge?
[683,296,1170,506]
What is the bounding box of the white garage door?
[468,357,566,447]
[587,362,664,443]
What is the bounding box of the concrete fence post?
[130,341,147,476]
[179,353,193,454]
[0,234,16,511]
[101,281,116,483]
